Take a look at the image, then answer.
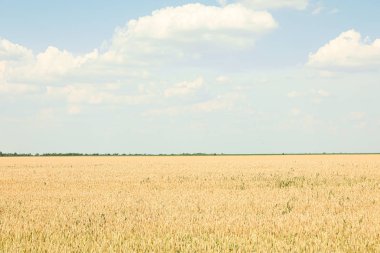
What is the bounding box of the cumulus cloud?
[14,47,98,83]
[0,2,277,118]
[123,4,275,40]
[32,47,98,77]
[0,38,33,61]
[1,38,100,84]
[109,3,277,61]
[164,77,204,97]
[1,3,277,88]
[239,0,308,10]
[308,30,380,71]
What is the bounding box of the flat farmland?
[0,155,379,252]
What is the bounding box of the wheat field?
[0,155,379,252]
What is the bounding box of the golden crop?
[0,155,379,252]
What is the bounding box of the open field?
[0,155,379,252]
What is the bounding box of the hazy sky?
[1,0,379,154]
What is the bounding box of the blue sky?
[1,0,379,154]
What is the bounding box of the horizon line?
[1,152,380,157]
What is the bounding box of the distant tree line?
[0,151,220,157]
[1,151,377,157]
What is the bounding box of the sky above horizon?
[1,0,380,154]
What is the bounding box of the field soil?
[0,155,379,252]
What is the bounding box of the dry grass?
[0,155,380,252]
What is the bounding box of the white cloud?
[109,3,277,60]
[0,3,277,89]
[0,38,33,61]
[1,38,100,84]
[13,47,99,83]
[308,30,380,71]
[239,0,308,10]
[125,4,275,40]
[33,47,98,77]
[164,77,204,97]
[0,2,279,119]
